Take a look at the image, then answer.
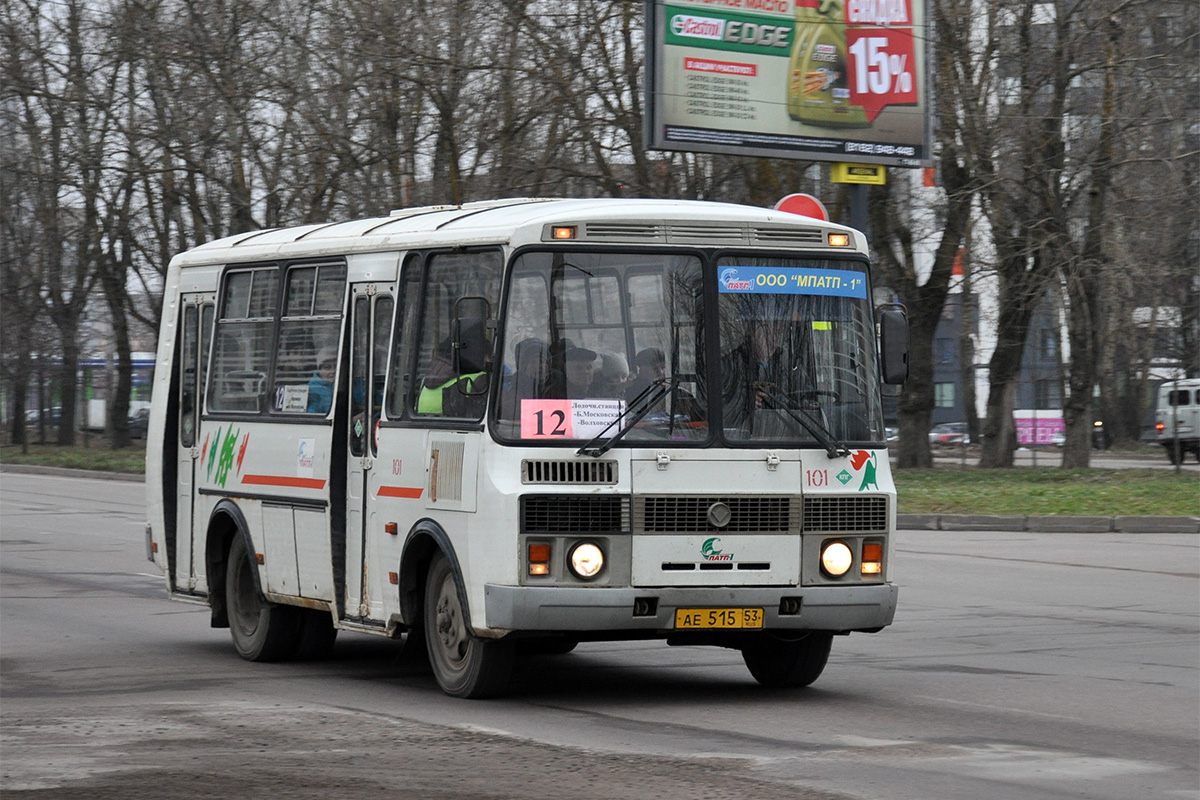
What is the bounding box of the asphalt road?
[1,473,1197,800]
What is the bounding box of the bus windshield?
[493,250,884,447]
[717,256,884,446]
[493,250,708,444]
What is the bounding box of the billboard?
[645,0,931,167]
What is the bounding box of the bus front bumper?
[483,583,898,633]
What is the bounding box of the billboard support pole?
[849,184,869,242]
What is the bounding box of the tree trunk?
[57,333,80,446]
[979,268,1046,467]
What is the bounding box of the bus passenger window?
[209,267,278,414]
[274,263,345,415]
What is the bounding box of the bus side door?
[176,296,213,594]
[344,284,395,621]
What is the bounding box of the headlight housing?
[568,542,604,580]
[820,541,853,577]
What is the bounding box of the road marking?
[915,694,1082,721]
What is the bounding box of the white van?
[1154,378,1200,464]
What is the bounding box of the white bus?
[145,198,908,697]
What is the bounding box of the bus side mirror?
[879,308,908,385]
[453,296,493,395]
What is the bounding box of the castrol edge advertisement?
[646,0,931,167]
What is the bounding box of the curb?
[898,513,1200,533]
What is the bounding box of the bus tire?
[290,608,338,661]
[424,552,513,698]
[225,535,301,662]
[741,632,833,688]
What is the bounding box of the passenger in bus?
[562,346,598,398]
[307,347,337,413]
[593,352,630,398]
[499,338,550,416]
[625,347,666,404]
[417,320,489,416]
[278,329,315,384]
[626,346,701,421]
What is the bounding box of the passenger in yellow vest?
[417,320,489,417]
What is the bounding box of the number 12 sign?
[520,399,625,440]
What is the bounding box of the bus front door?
[343,285,394,622]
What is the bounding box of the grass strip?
[896,467,1199,517]
[0,444,147,474]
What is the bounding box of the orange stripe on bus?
[241,474,327,490]
[378,486,423,499]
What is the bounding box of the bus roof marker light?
[552,226,577,240]
[828,233,851,247]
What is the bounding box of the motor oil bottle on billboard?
[787,0,869,127]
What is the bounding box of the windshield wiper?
[753,384,851,459]
[576,377,678,458]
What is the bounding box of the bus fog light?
[568,542,604,579]
[821,541,853,577]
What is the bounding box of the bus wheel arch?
[205,500,255,629]
[398,520,459,630]
[399,521,513,698]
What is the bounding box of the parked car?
[24,407,62,425]
[885,426,899,443]
[128,408,150,439]
[1052,422,1108,450]
[928,422,970,445]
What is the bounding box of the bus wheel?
[424,553,513,698]
[741,632,833,688]
[225,535,300,662]
[290,608,338,661]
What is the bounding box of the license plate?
[674,607,764,629]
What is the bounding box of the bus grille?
[634,496,799,533]
[584,222,662,241]
[751,226,825,245]
[803,496,888,532]
[521,495,630,533]
[580,223,826,247]
[521,459,617,485]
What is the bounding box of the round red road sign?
[774,193,828,221]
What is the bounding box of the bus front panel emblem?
[707,502,731,528]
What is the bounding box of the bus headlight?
[821,541,853,577]
[568,542,604,580]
